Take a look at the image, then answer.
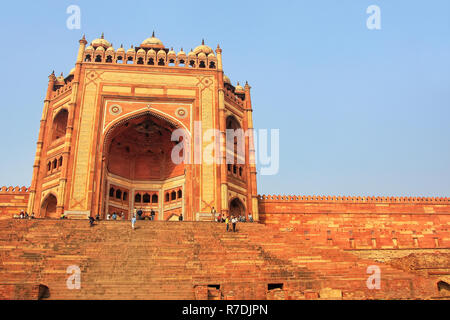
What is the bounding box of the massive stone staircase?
[0,220,439,300]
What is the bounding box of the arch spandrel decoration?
[101,108,191,157]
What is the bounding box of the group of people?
[14,210,35,219]
[106,212,125,221]
[211,207,254,233]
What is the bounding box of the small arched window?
[58,157,63,167]
[135,193,141,203]
[165,193,170,202]
[158,58,165,66]
[143,193,151,203]
[95,55,102,62]
[209,61,216,69]
[152,194,158,203]
[148,58,154,65]
[47,162,52,171]
[84,54,91,62]
[116,56,123,64]
[123,192,128,201]
[233,165,237,174]
[53,159,58,169]
[106,56,113,63]
[177,190,182,199]
[137,57,144,65]
[109,188,115,197]
[52,109,69,142]
[116,190,122,200]
[239,167,243,176]
[171,191,177,201]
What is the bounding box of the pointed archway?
[41,194,58,218]
[101,113,187,220]
[229,198,246,218]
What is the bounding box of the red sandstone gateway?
[0,34,449,300]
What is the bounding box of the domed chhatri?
[141,31,164,49]
[235,81,245,93]
[91,33,112,49]
[193,39,214,55]
[223,75,231,85]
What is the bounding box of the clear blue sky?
[0,0,449,197]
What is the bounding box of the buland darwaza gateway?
[0,33,449,300]
[27,33,258,222]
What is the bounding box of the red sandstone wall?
[0,187,30,220]
[258,195,450,250]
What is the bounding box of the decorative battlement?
[0,186,30,193]
[258,194,450,204]
[51,77,73,99]
[82,33,218,71]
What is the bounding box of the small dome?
[116,45,125,53]
[193,40,213,55]
[56,73,65,83]
[178,48,186,56]
[137,48,146,55]
[147,48,156,55]
[208,52,216,59]
[141,32,164,48]
[69,68,76,75]
[198,52,207,59]
[188,49,196,57]
[235,82,245,93]
[224,75,231,84]
[168,48,176,56]
[91,33,112,48]
[127,46,136,54]
[85,45,94,52]
[95,46,105,52]
[106,46,115,53]
[157,49,166,56]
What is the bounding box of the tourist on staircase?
[89,216,95,227]
[151,209,155,221]
[225,216,230,232]
[232,216,238,232]
[131,214,137,230]
[211,207,217,221]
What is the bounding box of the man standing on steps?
[131,214,137,230]
[232,216,238,233]
[211,207,217,221]
[225,216,230,232]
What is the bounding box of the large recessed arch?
[41,193,58,219]
[229,197,246,218]
[100,111,188,221]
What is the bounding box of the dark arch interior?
[230,198,246,217]
[52,109,69,141]
[106,114,184,180]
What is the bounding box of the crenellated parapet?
[258,194,450,204]
[0,186,31,193]
[50,72,74,100]
[81,34,218,70]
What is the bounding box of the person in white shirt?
[232,216,238,232]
